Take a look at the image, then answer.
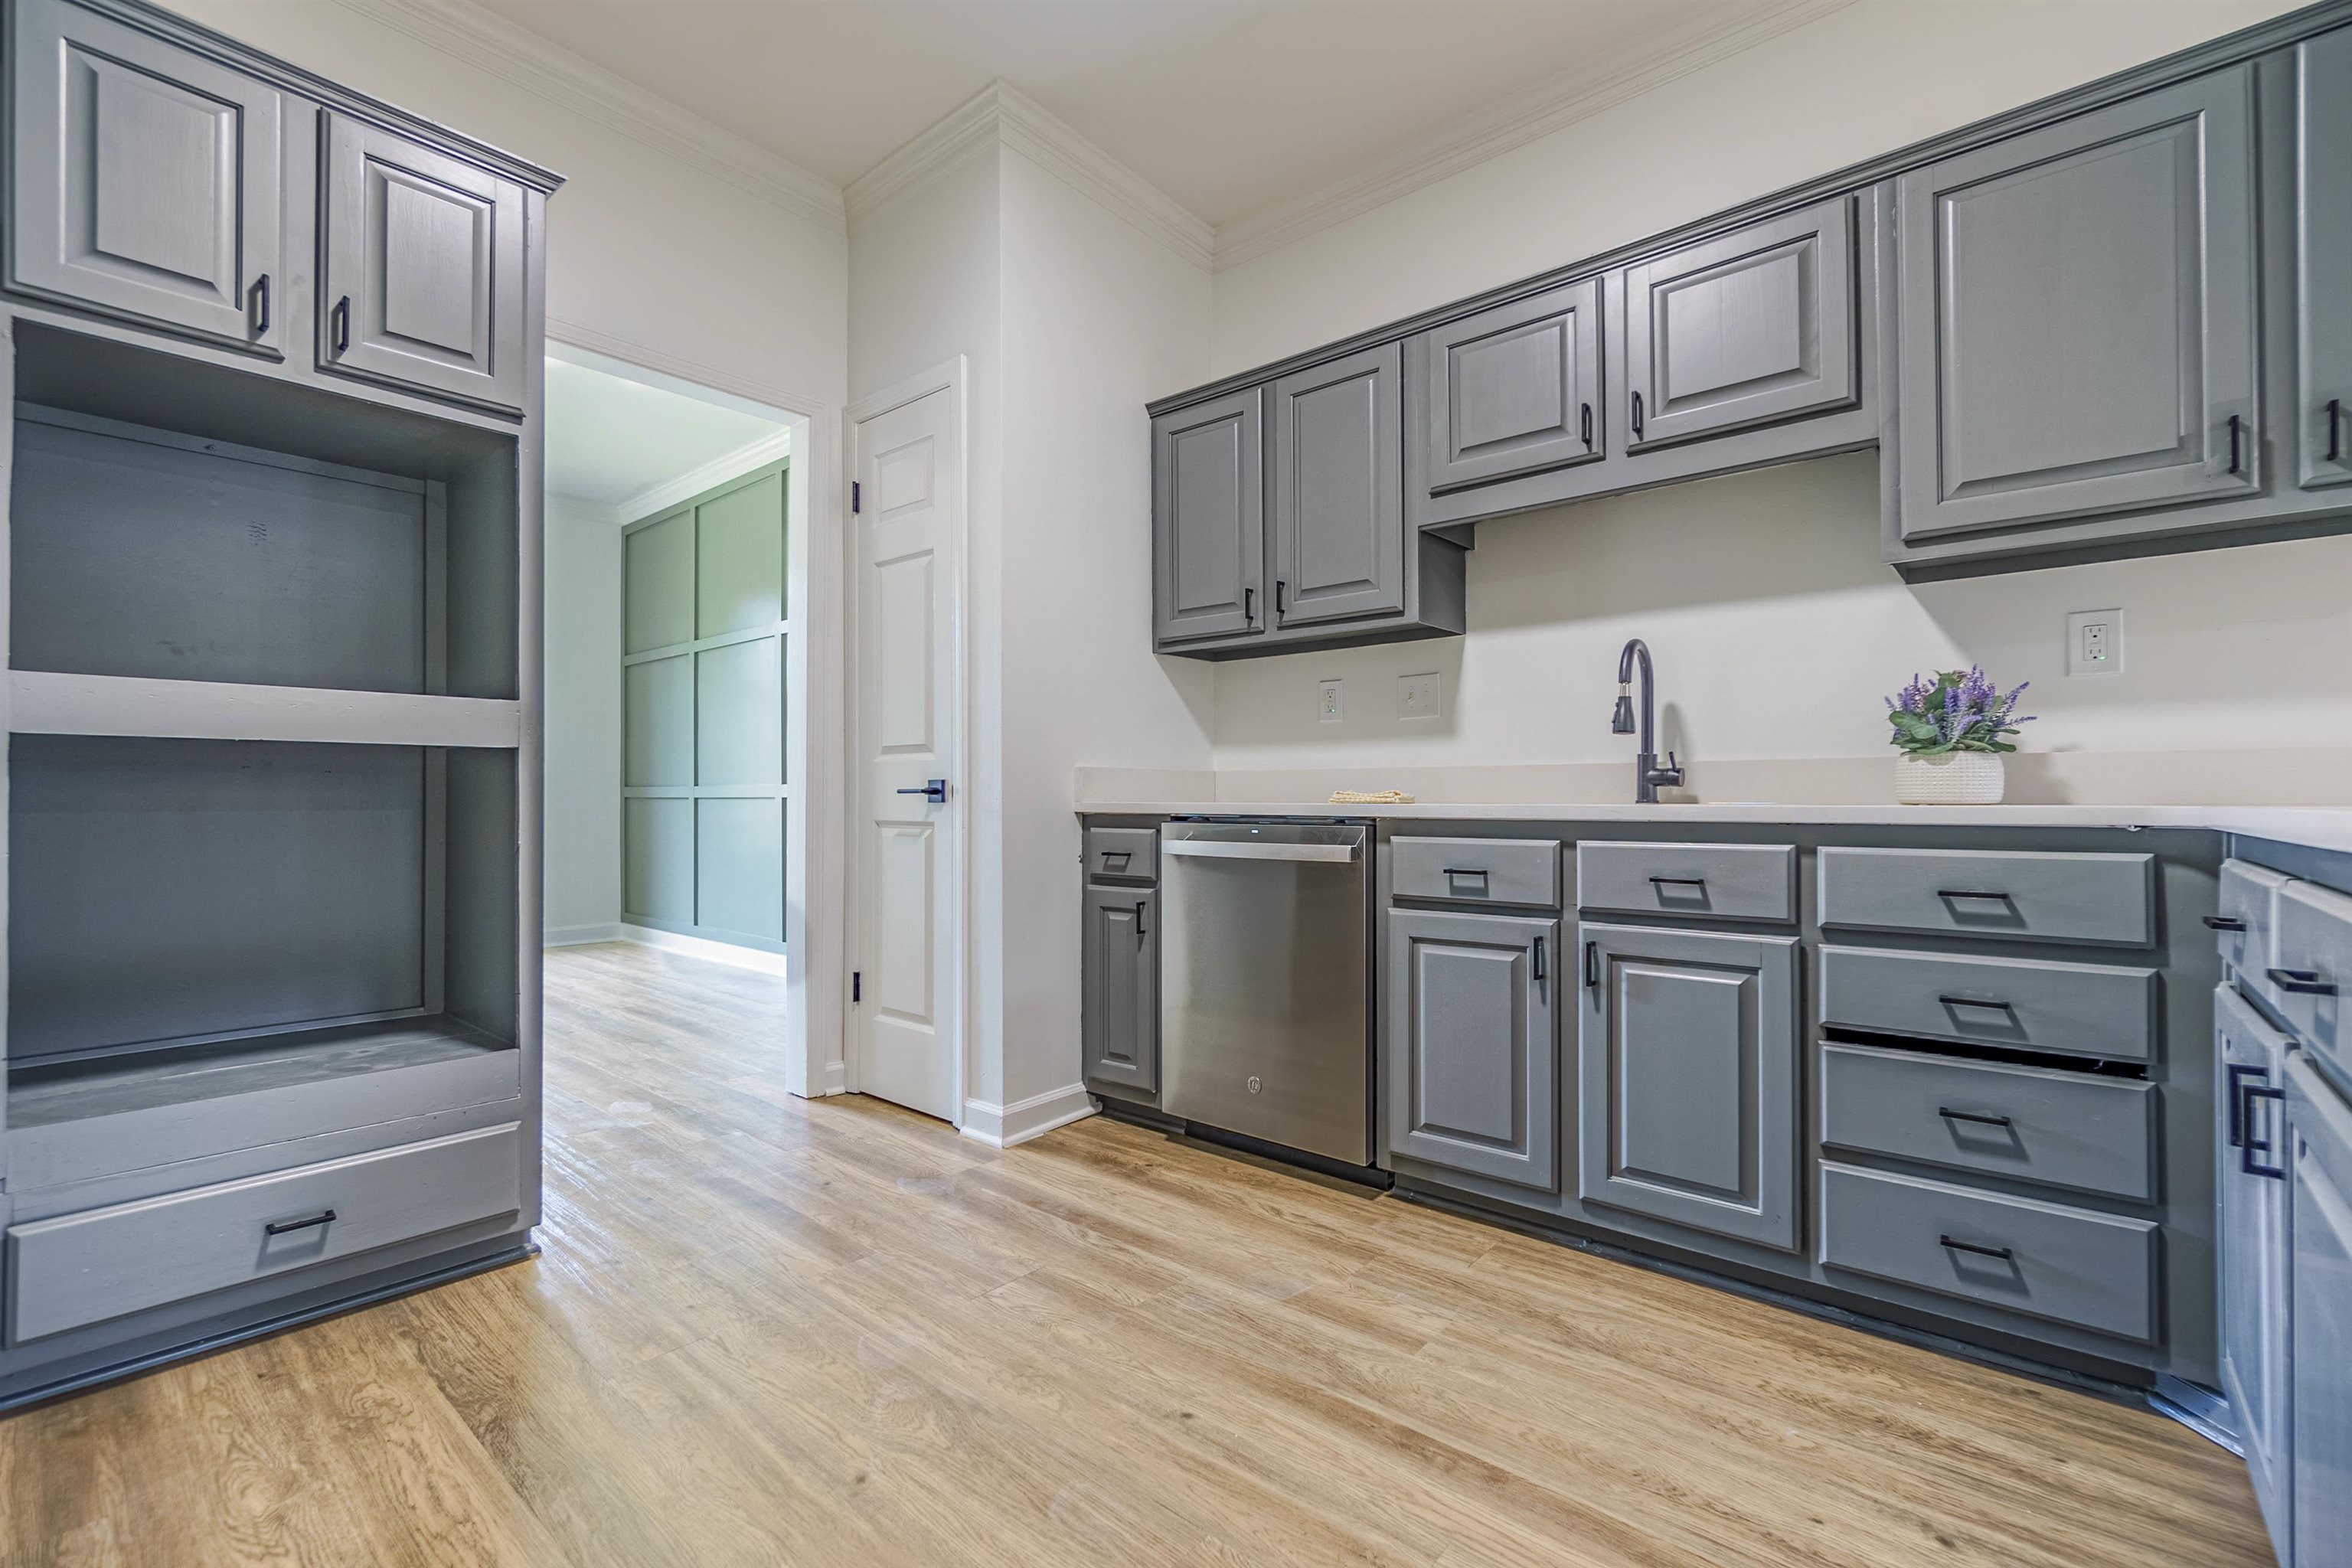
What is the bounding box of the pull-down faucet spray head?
[1610,688,1636,734]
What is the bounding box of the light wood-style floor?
[1,941,2269,1567]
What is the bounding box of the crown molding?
[1212,0,1852,270]
[552,427,794,528]
[328,0,845,234]
[846,80,1215,273]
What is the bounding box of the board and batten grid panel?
[621,462,789,954]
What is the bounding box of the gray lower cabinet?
[1270,342,1403,627]
[1152,388,1264,647]
[1385,909,1560,1191]
[1083,883,1158,1096]
[1408,279,1602,525]
[2288,1049,2352,1568]
[2219,987,2293,1555]
[1619,195,1857,451]
[1577,921,1801,1250]
[2298,27,2352,491]
[5,0,283,353]
[1890,67,2260,544]
[321,112,528,413]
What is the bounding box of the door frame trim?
[843,356,969,1127]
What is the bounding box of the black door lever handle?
[896,779,949,804]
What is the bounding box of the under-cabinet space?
[8,320,519,700]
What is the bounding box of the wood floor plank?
[0,941,2271,1566]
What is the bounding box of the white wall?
[541,498,621,938]
[1205,0,2352,793]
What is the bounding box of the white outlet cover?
[1318,678,1343,722]
[2066,608,2125,676]
[1397,672,1441,719]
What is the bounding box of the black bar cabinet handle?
[265,1210,336,1236]
[1939,1235,2014,1262]
[2269,967,2337,995]
[1631,389,1645,438]
[2243,1084,2287,1178]
[1532,936,1547,987]
[1274,580,1288,614]
[1580,401,1593,449]
[1243,586,1256,625]
[2226,1062,2269,1148]
[1583,939,1599,990]
[1134,900,1148,939]
[2330,397,2344,464]
[332,295,351,355]
[1442,867,1489,883]
[2227,413,2244,476]
[2203,914,2247,932]
[250,273,270,336]
[1937,1107,2014,1129]
[1938,994,2014,1012]
[1648,875,1706,888]
[1936,888,2011,902]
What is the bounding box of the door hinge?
[852,971,862,1003]
[851,481,861,514]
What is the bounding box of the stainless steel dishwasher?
[1158,818,1373,1165]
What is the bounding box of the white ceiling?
[468,0,1730,230]
[545,357,787,511]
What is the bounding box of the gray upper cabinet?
[1619,196,1857,451]
[1270,342,1403,627]
[2298,28,2352,491]
[1578,921,1801,1251]
[1893,67,2259,541]
[1409,279,1602,526]
[1386,909,1560,1191]
[1152,388,1263,646]
[1083,884,1158,1096]
[321,113,526,413]
[5,0,283,353]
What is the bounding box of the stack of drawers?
[1813,847,2167,1348]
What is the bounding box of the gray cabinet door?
[1578,921,1801,1250]
[1386,909,1559,1190]
[1270,343,1403,628]
[1619,196,1856,450]
[1894,67,2258,539]
[2298,28,2352,491]
[2289,1050,2352,1568]
[1083,884,1157,1095]
[5,0,283,352]
[1417,279,1602,501]
[2218,990,2292,1556]
[1152,388,1263,645]
[321,113,526,412]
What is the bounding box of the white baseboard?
[616,923,792,977]
[543,922,624,947]
[961,1084,1095,1148]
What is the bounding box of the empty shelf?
[8,671,522,747]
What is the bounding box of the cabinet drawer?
[1820,1042,2157,1201]
[1818,847,2154,947]
[2214,859,2291,1004]
[5,1122,522,1344]
[1085,826,1157,883]
[1392,836,1561,908]
[2276,879,2352,1067]
[1818,946,2157,1063]
[1576,841,1795,923]
[1819,1161,2158,1342]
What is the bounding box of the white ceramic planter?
[1894,751,2006,805]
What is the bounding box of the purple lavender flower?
[1883,666,2036,756]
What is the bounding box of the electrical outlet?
[1318,679,1344,723]
[1397,672,1441,720]
[2066,608,2125,675]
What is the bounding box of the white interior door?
[851,379,962,1122]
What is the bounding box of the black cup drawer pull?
[2269,967,2337,995]
[2203,914,2247,932]
[265,1210,337,1236]
[1648,875,1706,888]
[1937,1107,2014,1129]
[1939,1235,2014,1262]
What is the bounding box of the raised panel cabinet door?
[2216,988,2292,1556]
[2298,28,2352,490]
[1578,921,1801,1250]
[1385,909,1560,1191]
[1271,342,1403,628]
[1419,279,1602,499]
[1619,195,1856,450]
[1152,388,1263,645]
[321,113,525,412]
[6,0,283,351]
[1896,67,2259,539]
[2288,1050,2352,1568]
[1083,884,1158,1094]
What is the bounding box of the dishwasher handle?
[1160,838,1360,864]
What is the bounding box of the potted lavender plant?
[1885,667,2034,804]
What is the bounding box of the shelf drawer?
[1819,1161,2158,1342]
[1820,1042,2157,1201]
[2213,859,2291,1006]
[1818,847,2154,947]
[1576,840,1795,922]
[1391,836,1562,908]
[1085,826,1158,883]
[4,1122,523,1345]
[2276,879,2352,1067]
[1818,945,2157,1063]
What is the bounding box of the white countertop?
[1074,798,2352,854]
